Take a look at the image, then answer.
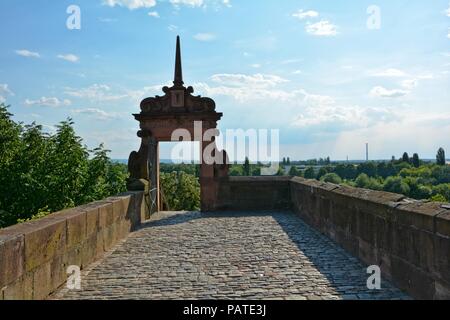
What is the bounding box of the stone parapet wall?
[0,191,146,300]
[290,177,450,300]
[215,176,292,211]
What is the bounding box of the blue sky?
[0,0,449,161]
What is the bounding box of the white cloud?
[0,84,14,96]
[195,73,297,103]
[0,84,14,105]
[57,54,79,63]
[222,0,231,7]
[170,0,204,8]
[193,33,216,41]
[250,64,261,68]
[148,11,159,17]
[24,97,71,107]
[292,105,397,130]
[370,68,408,77]
[400,74,433,90]
[71,108,122,120]
[448,28,450,39]
[369,86,408,98]
[306,20,338,36]
[401,79,418,90]
[292,70,302,74]
[292,9,319,20]
[446,4,450,17]
[99,17,118,22]
[65,84,128,102]
[211,73,288,88]
[15,50,40,58]
[102,0,156,10]
[168,24,178,32]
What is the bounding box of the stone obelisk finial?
[173,35,184,86]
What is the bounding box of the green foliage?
[288,166,302,177]
[243,157,250,176]
[334,164,358,180]
[383,176,410,195]
[316,166,330,180]
[355,173,383,191]
[432,184,450,202]
[357,162,378,178]
[412,153,420,168]
[159,172,200,211]
[304,167,315,179]
[402,152,410,164]
[430,194,447,202]
[229,165,244,176]
[436,148,446,166]
[0,104,128,228]
[320,173,342,184]
[160,163,199,177]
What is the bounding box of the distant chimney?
[366,143,369,162]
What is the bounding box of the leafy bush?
[320,173,342,184]
[355,173,383,190]
[383,176,410,195]
[304,167,315,179]
[159,172,200,211]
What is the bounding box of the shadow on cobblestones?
[54,211,410,300]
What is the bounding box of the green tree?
[243,157,251,176]
[304,167,315,179]
[289,166,301,176]
[384,176,410,195]
[402,152,410,164]
[0,107,129,228]
[321,173,342,184]
[335,164,357,180]
[229,165,244,176]
[316,167,329,180]
[436,148,446,166]
[412,153,420,168]
[160,172,200,211]
[357,162,377,178]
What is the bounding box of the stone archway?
[127,36,229,213]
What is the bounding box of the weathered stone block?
[0,234,24,288]
[434,234,450,284]
[391,255,435,300]
[32,261,52,300]
[81,234,98,268]
[66,211,87,248]
[436,210,450,237]
[358,239,378,266]
[2,276,24,300]
[50,255,66,292]
[392,223,413,262]
[85,206,100,237]
[24,218,66,272]
[64,246,82,270]
[102,224,117,251]
[98,202,114,229]
[396,202,442,232]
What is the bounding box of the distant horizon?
[112,157,449,165]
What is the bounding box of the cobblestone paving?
[54,211,410,300]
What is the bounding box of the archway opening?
[158,141,201,212]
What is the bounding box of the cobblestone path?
[54,211,410,300]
